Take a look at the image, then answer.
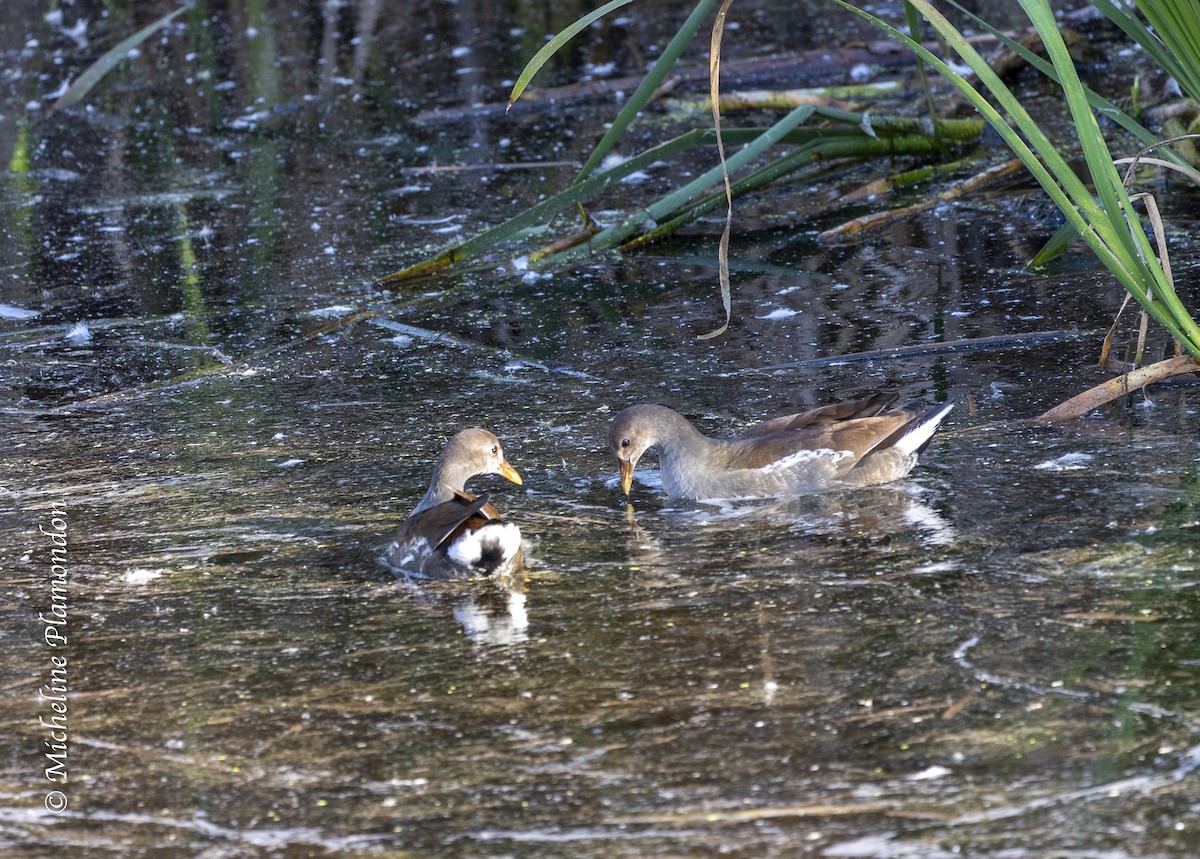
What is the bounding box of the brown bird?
[385,428,524,579]
[608,393,952,500]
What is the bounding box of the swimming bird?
[385,428,524,579]
[608,393,952,500]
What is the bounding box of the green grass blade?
[1020,0,1198,346]
[507,0,638,109]
[381,110,982,279]
[832,0,1200,354]
[580,104,818,251]
[831,1,1096,240]
[1019,2,1144,264]
[622,133,966,249]
[1028,221,1083,268]
[565,114,976,257]
[377,129,713,282]
[1133,0,1200,100]
[53,5,191,110]
[902,1,944,150]
[945,0,1188,167]
[576,0,722,182]
[1092,0,1181,81]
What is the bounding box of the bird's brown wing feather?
[739,393,898,438]
[449,488,503,521]
[395,491,497,552]
[721,413,914,471]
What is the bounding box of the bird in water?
[385,428,524,579]
[608,393,952,500]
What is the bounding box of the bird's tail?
[887,402,954,457]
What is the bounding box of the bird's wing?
[722,414,913,472]
[738,393,898,438]
[395,491,494,552]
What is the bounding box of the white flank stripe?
[759,447,850,473]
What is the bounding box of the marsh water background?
[2,1,1200,856]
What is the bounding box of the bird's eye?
[491,446,499,455]
[621,438,631,448]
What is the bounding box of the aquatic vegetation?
[840,0,1200,413]
[390,0,1200,410]
[377,0,986,329]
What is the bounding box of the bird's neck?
[412,471,466,515]
[657,419,722,498]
